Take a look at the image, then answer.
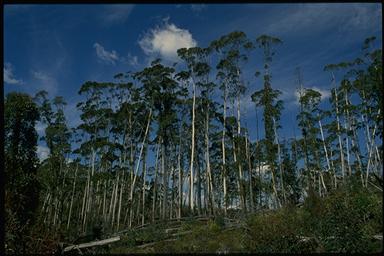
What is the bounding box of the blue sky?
[4,3,382,161]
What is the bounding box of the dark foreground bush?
[245,185,382,253]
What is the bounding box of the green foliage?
[301,184,383,253]
[243,185,382,253]
[245,208,308,253]
[5,92,41,253]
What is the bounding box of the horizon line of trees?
[5,31,382,249]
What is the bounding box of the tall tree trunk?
[141,143,148,225]
[205,104,215,215]
[232,134,245,211]
[162,143,167,220]
[196,153,202,216]
[129,109,152,226]
[343,90,352,176]
[236,94,246,212]
[318,118,331,171]
[245,134,254,212]
[152,140,160,222]
[273,117,285,204]
[333,87,346,182]
[189,81,196,213]
[116,173,125,231]
[67,164,78,230]
[171,165,175,219]
[222,83,228,216]
[102,180,107,224]
[365,109,380,187]
[178,140,183,219]
[112,174,119,230]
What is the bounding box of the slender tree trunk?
[222,84,228,216]
[318,118,331,171]
[205,105,215,215]
[189,81,196,213]
[232,134,245,211]
[67,164,78,230]
[365,109,380,187]
[236,94,246,212]
[116,174,124,231]
[333,88,346,182]
[152,141,160,222]
[162,143,168,220]
[171,165,175,219]
[112,174,119,229]
[245,134,254,212]
[129,109,152,226]
[273,117,285,204]
[141,143,148,225]
[350,117,363,175]
[196,153,202,216]
[178,141,183,219]
[109,180,116,226]
[102,180,107,224]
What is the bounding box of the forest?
[4,31,383,254]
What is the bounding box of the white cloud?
[103,4,134,25]
[138,20,197,62]
[121,52,139,66]
[31,70,58,95]
[93,42,119,65]
[37,145,50,162]
[4,62,23,85]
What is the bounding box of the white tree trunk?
[67,165,78,230]
[189,82,196,212]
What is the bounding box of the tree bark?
[189,81,196,213]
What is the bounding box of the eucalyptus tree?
[297,88,328,196]
[177,46,212,214]
[76,81,114,231]
[354,39,382,186]
[134,58,183,220]
[210,31,253,213]
[210,38,230,214]
[325,37,383,187]
[34,91,72,230]
[173,74,191,218]
[251,35,283,208]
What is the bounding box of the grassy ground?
[97,184,383,254]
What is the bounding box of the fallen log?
[63,236,120,253]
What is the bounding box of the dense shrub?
[302,185,383,253]
[244,184,382,253]
[245,207,316,253]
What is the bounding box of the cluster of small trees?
[4,32,382,245]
